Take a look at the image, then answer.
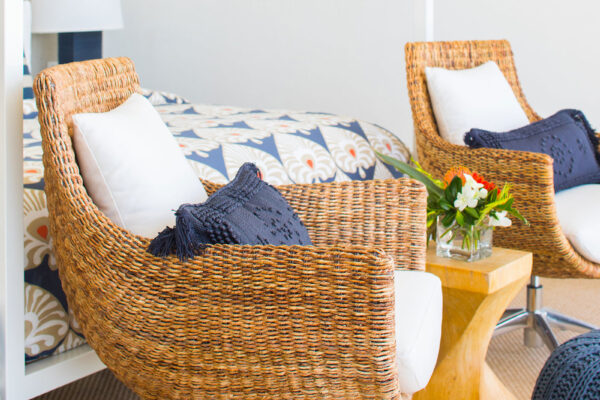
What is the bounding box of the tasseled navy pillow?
[148,162,312,260]
[464,109,600,192]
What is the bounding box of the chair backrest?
[34,58,139,197]
[35,57,139,137]
[33,58,141,265]
[405,39,540,146]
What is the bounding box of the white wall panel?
[435,0,600,125]
[103,0,420,147]
[0,0,24,397]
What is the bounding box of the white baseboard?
[23,346,105,399]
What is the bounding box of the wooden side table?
[414,244,532,400]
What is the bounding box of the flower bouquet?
[377,152,528,261]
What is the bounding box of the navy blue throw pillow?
[464,109,600,192]
[148,162,312,260]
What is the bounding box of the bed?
[22,63,411,363]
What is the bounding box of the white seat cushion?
[73,93,208,238]
[425,61,530,146]
[555,184,600,263]
[394,270,442,394]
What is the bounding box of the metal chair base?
[494,275,598,351]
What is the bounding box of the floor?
[488,276,600,399]
[35,277,600,400]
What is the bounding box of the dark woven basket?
[34,58,427,399]
[405,39,600,278]
[532,330,600,400]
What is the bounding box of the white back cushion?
[73,93,208,238]
[425,61,530,146]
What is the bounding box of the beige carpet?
[35,277,600,400]
[487,277,600,399]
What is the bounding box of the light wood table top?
[414,244,532,400]
[426,245,533,294]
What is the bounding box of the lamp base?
[58,31,102,64]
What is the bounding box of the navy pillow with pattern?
[464,109,600,192]
[149,162,312,260]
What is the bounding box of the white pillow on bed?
[72,93,208,238]
[425,61,530,146]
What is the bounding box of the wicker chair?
[34,58,433,399]
[405,39,599,350]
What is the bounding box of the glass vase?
[436,215,493,262]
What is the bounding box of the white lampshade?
[31,0,123,33]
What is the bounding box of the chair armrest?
[72,242,402,398]
[202,177,428,272]
[416,130,573,265]
[417,128,553,183]
[277,178,428,271]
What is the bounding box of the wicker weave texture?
[405,39,600,279]
[34,58,428,399]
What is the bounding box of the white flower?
[463,174,489,199]
[464,174,483,189]
[454,184,479,211]
[489,210,512,227]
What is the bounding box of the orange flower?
[471,172,495,191]
[443,166,471,187]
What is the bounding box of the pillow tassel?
[572,110,600,165]
[174,205,209,261]
[147,226,177,257]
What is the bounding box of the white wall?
[103,0,422,148]
[434,0,600,126]
[30,34,56,73]
[32,0,600,148]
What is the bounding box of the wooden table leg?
[413,275,528,400]
[482,362,517,400]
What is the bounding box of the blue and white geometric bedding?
[23,66,411,363]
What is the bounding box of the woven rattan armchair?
[405,39,599,350]
[34,58,432,399]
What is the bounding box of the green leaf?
[463,212,475,226]
[427,211,440,228]
[464,207,479,219]
[455,210,465,227]
[412,158,445,188]
[439,199,452,211]
[475,197,511,225]
[428,196,440,209]
[498,183,511,200]
[442,212,455,227]
[450,176,462,198]
[375,152,444,198]
[508,208,529,225]
[445,176,462,204]
[444,188,453,204]
[498,198,514,211]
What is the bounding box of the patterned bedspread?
[23,84,410,363]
